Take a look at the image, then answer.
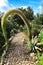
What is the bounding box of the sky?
[0,0,42,14]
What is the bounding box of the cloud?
[34,6,42,15]
[20,6,27,9]
[38,6,42,10]
[37,6,42,14]
[0,0,15,12]
[0,0,8,7]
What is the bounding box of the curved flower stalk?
[1,9,31,49]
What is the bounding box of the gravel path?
[1,32,37,65]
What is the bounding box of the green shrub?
[36,51,43,65]
[38,29,43,43]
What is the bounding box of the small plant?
[36,51,43,65]
[38,29,43,44]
